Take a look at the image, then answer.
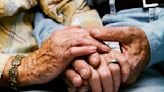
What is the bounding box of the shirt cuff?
[33,12,64,47]
[140,22,164,66]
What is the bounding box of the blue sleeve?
[33,12,64,47]
[140,14,164,66]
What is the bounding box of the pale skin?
[65,51,129,92]
[90,26,150,84]
[64,26,150,92]
[0,26,109,86]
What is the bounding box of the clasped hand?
[63,26,150,92]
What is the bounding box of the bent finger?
[71,38,109,53]
[72,59,91,79]
[66,46,97,59]
[88,53,100,68]
[64,69,83,87]
[112,51,131,83]
[77,85,91,92]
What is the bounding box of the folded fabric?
[39,0,102,28]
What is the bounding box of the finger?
[98,58,113,92]
[117,54,131,83]
[97,68,113,92]
[66,46,97,59]
[77,85,91,92]
[88,53,100,68]
[89,66,102,92]
[83,80,89,85]
[68,87,77,92]
[113,51,131,83]
[65,69,83,87]
[108,63,121,92]
[89,27,129,42]
[71,38,110,52]
[72,59,91,79]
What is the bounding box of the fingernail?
[92,56,99,66]
[73,76,81,87]
[92,56,98,62]
[91,29,100,35]
[103,45,110,52]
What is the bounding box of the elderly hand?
[89,26,150,84]
[64,50,129,92]
[3,26,109,86]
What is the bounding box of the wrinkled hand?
[38,26,109,82]
[89,26,150,84]
[3,26,109,85]
[64,50,129,92]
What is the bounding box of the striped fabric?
[39,0,103,28]
[0,0,38,78]
[0,0,119,78]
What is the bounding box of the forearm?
[2,39,56,86]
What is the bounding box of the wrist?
[2,39,54,86]
[18,39,54,85]
[2,56,27,86]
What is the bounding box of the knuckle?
[91,70,99,80]
[73,76,82,87]
[73,59,83,68]
[98,70,111,79]
[75,38,86,45]
[109,64,120,73]
[67,48,75,56]
[82,31,89,36]
[75,59,85,64]
[89,55,100,67]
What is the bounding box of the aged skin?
[1,26,109,86]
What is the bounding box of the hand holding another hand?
[63,26,150,92]
[3,26,109,86]
[89,26,150,84]
[64,50,130,92]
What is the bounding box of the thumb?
[90,27,128,42]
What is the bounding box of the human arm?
[139,15,164,66]
[89,26,150,85]
[0,26,109,87]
